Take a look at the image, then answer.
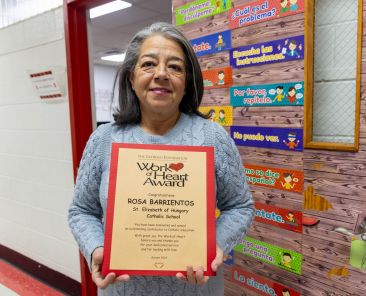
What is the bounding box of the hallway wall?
[0,7,80,282]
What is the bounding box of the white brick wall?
[0,8,80,282]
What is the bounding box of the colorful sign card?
[199,106,233,126]
[234,236,302,275]
[190,30,231,57]
[175,0,232,26]
[202,67,233,89]
[230,81,304,107]
[229,0,304,29]
[244,163,303,193]
[232,266,301,296]
[230,35,304,68]
[254,202,303,233]
[231,126,303,151]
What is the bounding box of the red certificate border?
[102,143,216,276]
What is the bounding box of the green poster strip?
[234,236,302,275]
[175,0,232,26]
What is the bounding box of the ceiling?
[90,0,172,66]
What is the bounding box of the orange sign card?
[103,144,216,276]
[199,106,233,126]
[244,163,303,193]
[202,66,232,89]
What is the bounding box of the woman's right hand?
[91,247,130,289]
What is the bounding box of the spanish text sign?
[230,35,304,68]
[232,266,301,296]
[231,126,303,151]
[254,202,303,233]
[190,30,231,57]
[234,236,302,275]
[103,144,216,276]
[230,81,304,107]
[175,0,232,26]
[229,0,304,29]
[244,163,303,193]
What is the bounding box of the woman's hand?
[91,247,130,289]
[176,246,224,285]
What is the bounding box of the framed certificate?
[102,143,216,276]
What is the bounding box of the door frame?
[63,0,111,295]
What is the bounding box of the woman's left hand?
[176,246,224,285]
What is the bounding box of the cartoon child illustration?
[218,109,227,124]
[217,70,225,85]
[281,173,296,190]
[216,34,225,50]
[287,40,301,58]
[289,0,298,11]
[208,109,216,122]
[273,86,285,102]
[282,288,291,296]
[286,212,295,223]
[279,0,289,14]
[283,132,300,149]
[280,252,293,268]
[287,86,297,103]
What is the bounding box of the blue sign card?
[230,35,304,68]
[231,126,303,151]
[190,30,231,57]
[230,81,304,107]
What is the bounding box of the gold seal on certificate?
[102,143,216,276]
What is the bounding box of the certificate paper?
[102,143,216,276]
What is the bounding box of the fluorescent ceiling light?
[101,53,126,62]
[90,1,132,19]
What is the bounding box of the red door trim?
[63,1,111,295]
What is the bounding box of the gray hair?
[113,22,204,124]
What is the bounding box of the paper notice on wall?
[28,70,63,99]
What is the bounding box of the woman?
[69,22,254,296]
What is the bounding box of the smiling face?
[289,42,297,51]
[129,35,186,119]
[281,0,288,7]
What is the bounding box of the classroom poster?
[229,0,304,29]
[254,202,303,233]
[190,30,231,57]
[244,163,304,193]
[230,81,304,107]
[234,236,302,275]
[230,35,304,68]
[202,67,233,89]
[199,105,233,126]
[231,126,303,151]
[175,0,232,26]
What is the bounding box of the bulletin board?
[172,0,366,295]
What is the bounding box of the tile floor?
[0,259,64,296]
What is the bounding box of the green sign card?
[175,0,232,26]
[234,236,302,275]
